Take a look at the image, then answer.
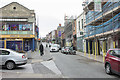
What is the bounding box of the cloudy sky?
[0,0,83,37]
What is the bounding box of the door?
[1,50,10,65]
[109,50,119,72]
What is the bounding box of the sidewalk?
[27,48,53,64]
[76,51,104,63]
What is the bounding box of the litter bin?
[27,50,32,59]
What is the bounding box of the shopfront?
[1,35,35,52]
[6,39,23,51]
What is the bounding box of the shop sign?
[0,35,35,38]
[10,35,31,38]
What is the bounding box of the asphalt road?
[47,48,120,78]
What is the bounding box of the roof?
[0,2,31,11]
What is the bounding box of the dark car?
[104,49,120,75]
[63,46,76,55]
[63,47,70,54]
[69,47,76,55]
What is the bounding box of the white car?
[61,47,65,53]
[0,48,27,70]
[50,44,59,52]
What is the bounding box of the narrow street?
[1,43,120,78]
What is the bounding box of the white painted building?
[76,12,85,52]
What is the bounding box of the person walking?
[46,44,48,48]
[39,43,44,56]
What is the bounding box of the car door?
[1,50,10,65]
[0,50,2,65]
[109,50,119,72]
[114,50,120,73]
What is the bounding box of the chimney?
[59,24,61,27]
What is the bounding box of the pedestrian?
[46,44,47,47]
[39,42,44,56]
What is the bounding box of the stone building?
[0,2,38,52]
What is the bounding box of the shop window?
[19,24,23,30]
[1,23,33,31]
[10,24,19,31]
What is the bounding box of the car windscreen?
[112,50,120,58]
[65,47,70,49]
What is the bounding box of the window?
[109,50,120,58]
[78,21,80,30]
[81,19,84,29]
[0,50,10,55]
[80,32,83,35]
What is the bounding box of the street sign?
[94,0,102,12]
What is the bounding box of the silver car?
[0,48,27,70]
[61,47,65,53]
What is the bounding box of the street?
[0,43,119,78]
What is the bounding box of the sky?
[0,0,83,38]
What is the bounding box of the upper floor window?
[78,21,80,30]
[81,19,84,29]
[0,23,33,31]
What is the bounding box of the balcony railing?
[85,13,120,37]
[0,31,33,35]
[86,2,120,24]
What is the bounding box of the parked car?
[0,48,27,70]
[49,43,52,48]
[50,44,59,52]
[64,47,70,54]
[61,47,65,53]
[57,45,61,50]
[69,47,76,55]
[104,49,120,75]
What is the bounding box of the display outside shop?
[0,23,33,31]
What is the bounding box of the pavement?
[76,51,104,63]
[27,48,53,64]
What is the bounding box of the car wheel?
[73,52,76,55]
[6,61,15,70]
[105,63,112,74]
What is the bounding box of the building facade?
[61,32,65,47]
[56,24,64,46]
[64,16,75,47]
[51,30,57,44]
[76,12,85,52]
[0,2,38,52]
[83,0,120,57]
[72,19,77,49]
